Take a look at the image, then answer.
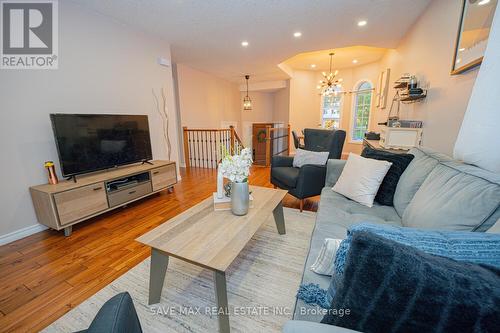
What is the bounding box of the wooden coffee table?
[136,185,288,333]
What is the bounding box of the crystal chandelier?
[243,75,252,110]
[317,52,343,96]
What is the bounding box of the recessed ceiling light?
[459,48,465,52]
[352,59,358,64]
[456,58,462,64]
[241,41,249,47]
[478,0,490,6]
[310,64,316,68]
[293,32,302,38]
[357,20,367,27]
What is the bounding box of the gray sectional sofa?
[284,147,500,332]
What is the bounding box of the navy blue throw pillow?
[361,147,413,206]
[321,231,500,333]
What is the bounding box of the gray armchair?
[271,129,346,211]
[76,292,142,333]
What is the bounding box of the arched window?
[351,81,372,141]
[321,86,342,129]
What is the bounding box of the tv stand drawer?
[108,182,152,208]
[151,164,177,191]
[54,183,108,225]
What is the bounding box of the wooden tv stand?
[30,160,177,236]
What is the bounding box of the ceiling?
[283,46,389,71]
[73,0,431,83]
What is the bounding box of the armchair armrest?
[325,159,346,187]
[271,155,294,168]
[294,164,327,198]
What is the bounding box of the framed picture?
[377,68,390,109]
[451,0,498,75]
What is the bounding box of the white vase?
[230,181,249,216]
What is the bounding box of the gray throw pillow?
[293,148,329,168]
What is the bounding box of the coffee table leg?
[273,201,286,235]
[214,270,230,333]
[149,248,169,305]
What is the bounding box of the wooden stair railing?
[265,124,291,166]
[183,126,244,169]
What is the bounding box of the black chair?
[271,129,346,211]
[76,292,142,333]
[292,130,305,149]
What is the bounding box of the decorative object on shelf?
[387,74,427,123]
[451,0,498,75]
[317,52,343,96]
[224,182,232,197]
[152,87,172,160]
[219,147,253,215]
[243,75,252,110]
[216,165,224,199]
[364,131,380,140]
[44,161,59,185]
[376,68,391,109]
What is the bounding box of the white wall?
[287,64,377,155]
[376,0,479,155]
[286,0,481,156]
[273,81,290,125]
[176,64,241,130]
[240,91,275,147]
[0,2,180,243]
[454,1,500,173]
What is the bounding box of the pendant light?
[317,52,343,96]
[243,75,252,110]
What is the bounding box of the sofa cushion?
[402,162,500,231]
[320,189,402,230]
[271,167,300,188]
[393,147,442,216]
[321,232,500,332]
[487,218,500,233]
[293,188,402,322]
[361,147,414,206]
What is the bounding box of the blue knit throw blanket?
[297,223,500,308]
[296,283,331,308]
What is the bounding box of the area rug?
[43,208,316,333]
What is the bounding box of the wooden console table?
[30,160,177,236]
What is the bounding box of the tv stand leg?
[65,175,77,183]
[142,160,154,165]
[63,226,72,237]
[168,186,174,193]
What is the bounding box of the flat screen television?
[50,114,153,177]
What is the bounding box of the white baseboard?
[0,224,48,246]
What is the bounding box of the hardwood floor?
[0,166,318,333]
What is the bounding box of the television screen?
[50,114,153,177]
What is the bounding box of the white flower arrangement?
[219,147,253,183]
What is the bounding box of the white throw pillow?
[292,149,329,168]
[332,153,392,207]
[310,238,343,276]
